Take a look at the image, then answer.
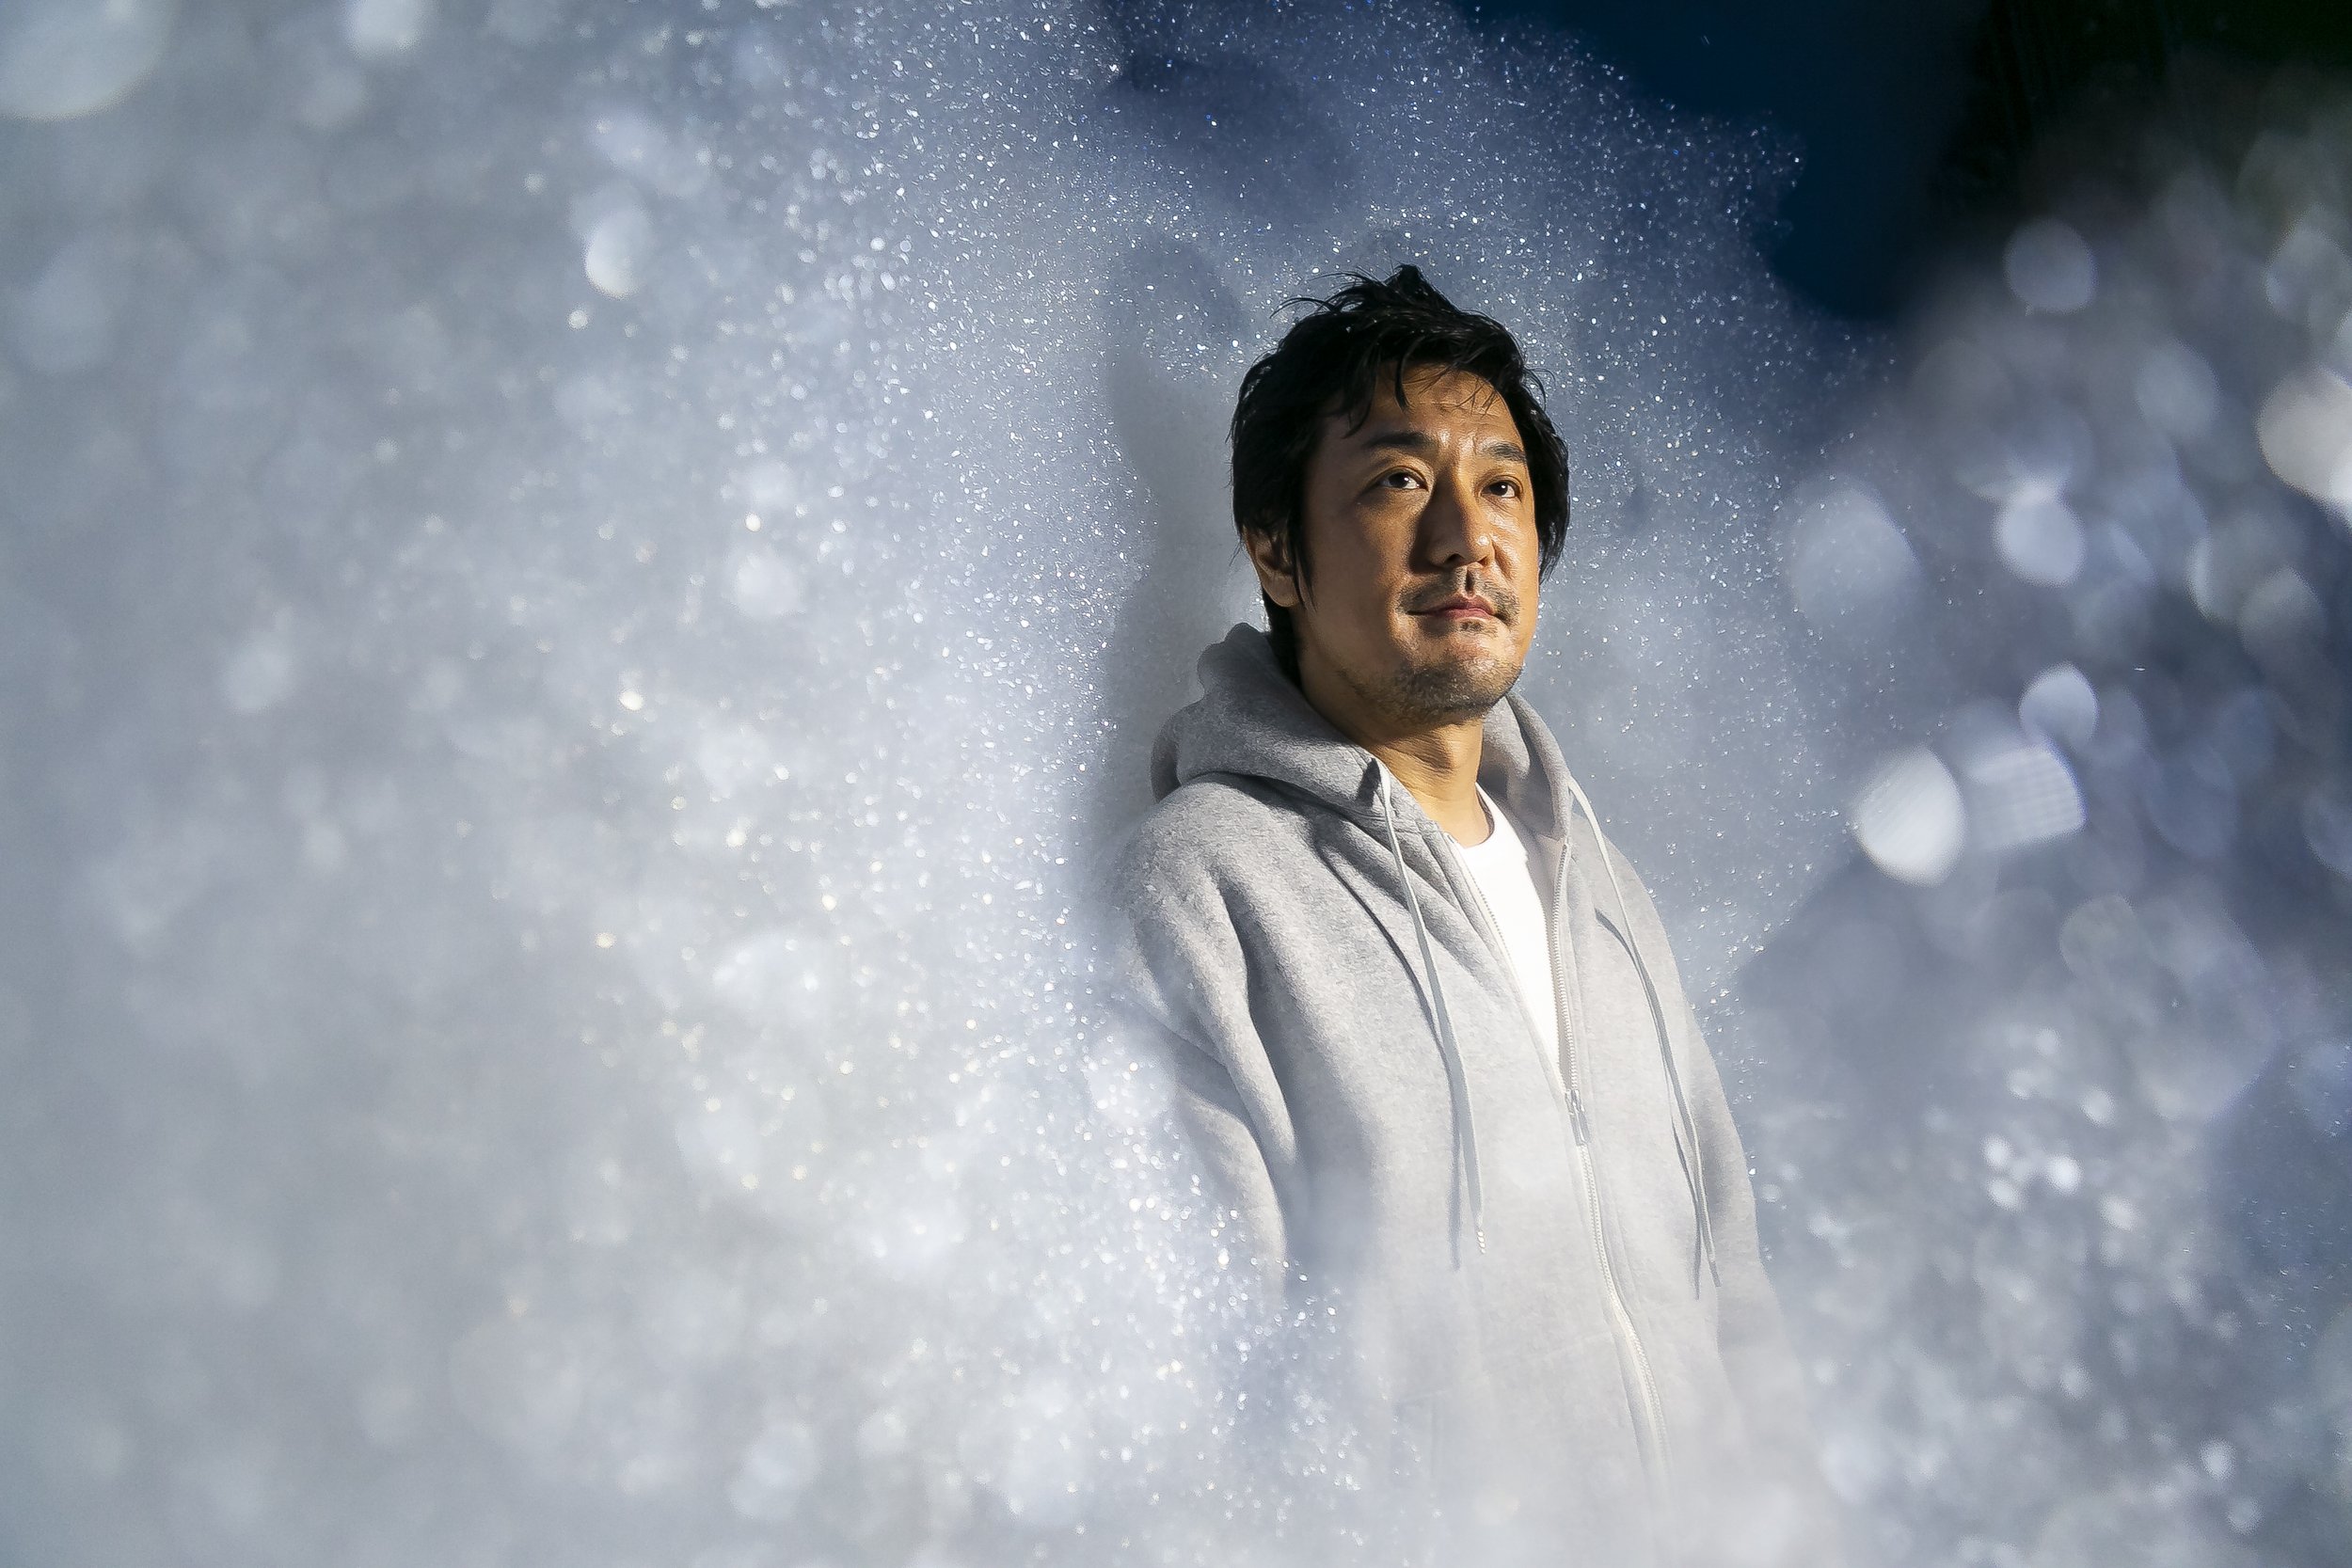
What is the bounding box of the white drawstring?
[1559,770,1722,1295]
[1374,764,1486,1265]
[1370,757,1720,1296]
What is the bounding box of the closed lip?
[1414,593,1498,618]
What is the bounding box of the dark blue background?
[1464,0,2352,318]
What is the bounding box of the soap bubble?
[344,0,433,61]
[726,550,803,621]
[2135,341,2220,440]
[220,626,297,715]
[2141,745,2237,861]
[1779,477,1920,630]
[583,206,654,298]
[2004,217,2097,314]
[1995,494,2088,586]
[2019,664,2098,751]
[594,107,712,199]
[1956,732,2084,854]
[1851,746,1965,885]
[2255,367,2352,506]
[0,0,174,121]
[2237,566,2328,680]
[2263,216,2352,337]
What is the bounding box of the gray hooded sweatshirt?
[1104,624,1841,1568]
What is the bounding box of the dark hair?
[1228,264,1571,679]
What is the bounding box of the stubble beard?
[1361,571,1530,728]
[1339,632,1524,731]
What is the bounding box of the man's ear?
[1243,527,1302,609]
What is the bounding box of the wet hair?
[1228,264,1571,680]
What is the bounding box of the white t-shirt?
[1449,787,1563,1086]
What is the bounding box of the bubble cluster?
[2,0,2344,1563]
[1730,66,2352,1568]
[0,0,1848,1561]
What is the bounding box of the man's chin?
[1390,650,1521,722]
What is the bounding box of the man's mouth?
[1411,591,1500,622]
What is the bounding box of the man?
[1104,268,1840,1566]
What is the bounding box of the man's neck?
[1367,726,1491,844]
[1297,659,1491,844]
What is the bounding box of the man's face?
[1251,364,1542,730]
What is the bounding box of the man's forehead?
[1324,366,1520,441]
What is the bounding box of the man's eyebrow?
[1355,428,1437,456]
[1356,429,1530,465]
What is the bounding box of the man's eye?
[1492,478,1521,497]
[1379,471,1422,489]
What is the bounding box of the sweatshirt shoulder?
[1104,774,1316,899]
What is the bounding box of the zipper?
[1549,840,1675,1504]
[1424,802,1675,1503]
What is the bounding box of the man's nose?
[1416,468,1495,568]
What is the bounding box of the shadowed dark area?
[1461,0,2352,318]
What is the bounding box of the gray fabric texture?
[1102,623,1844,1568]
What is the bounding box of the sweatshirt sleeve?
[1098,833,1300,1325]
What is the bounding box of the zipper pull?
[1567,1088,1592,1146]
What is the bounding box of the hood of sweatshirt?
[1149,622,1573,846]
